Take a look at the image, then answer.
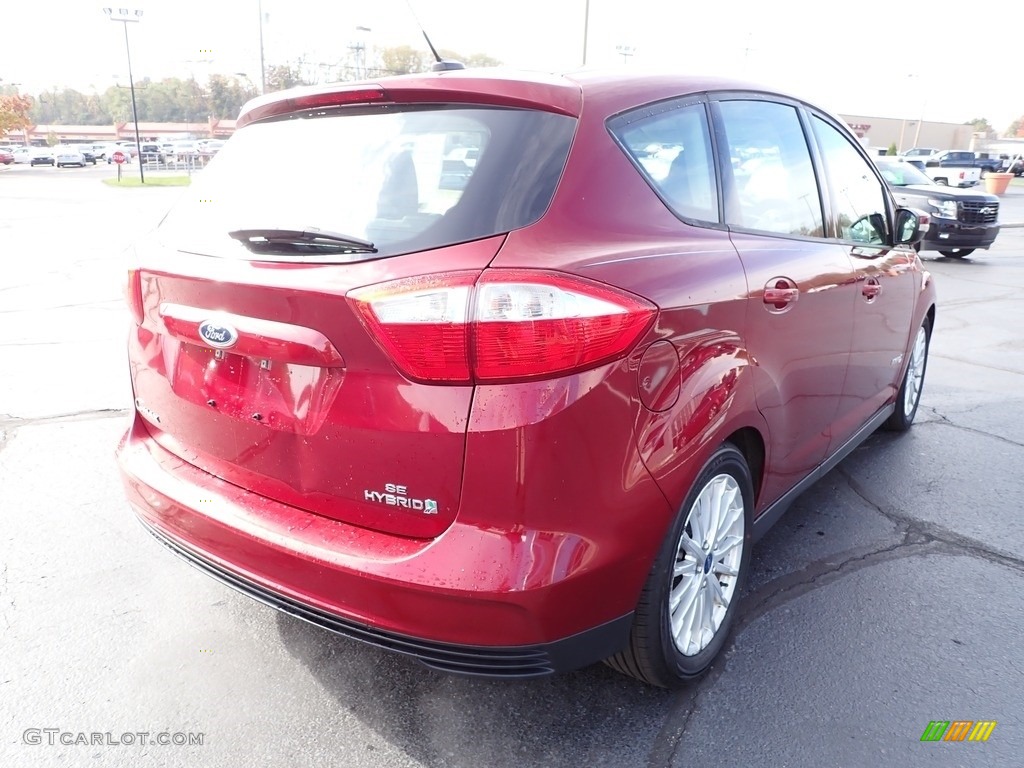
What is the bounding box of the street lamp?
[615,45,636,65]
[582,0,590,66]
[258,0,267,94]
[103,7,145,183]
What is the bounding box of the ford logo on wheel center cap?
[198,319,239,349]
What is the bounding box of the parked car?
[116,69,936,688]
[164,141,200,163]
[876,157,999,258]
[1000,154,1024,176]
[29,148,55,166]
[0,149,13,165]
[197,139,225,158]
[900,147,938,160]
[55,146,95,168]
[90,143,120,161]
[139,143,166,163]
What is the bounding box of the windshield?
[876,161,933,187]
[158,105,576,260]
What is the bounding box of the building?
[839,114,979,154]
[4,118,236,146]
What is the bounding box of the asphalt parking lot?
[1,161,1022,767]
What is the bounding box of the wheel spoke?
[706,572,727,608]
[712,559,739,577]
[678,533,705,562]
[714,533,743,559]
[688,501,705,547]
[672,578,703,649]
[717,501,744,540]
[701,583,716,635]
[669,570,700,617]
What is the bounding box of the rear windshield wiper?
[229,227,378,256]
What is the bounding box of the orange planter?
[984,172,1014,195]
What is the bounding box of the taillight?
[124,268,144,325]
[349,270,657,384]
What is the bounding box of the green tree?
[463,53,502,68]
[886,142,898,156]
[966,117,993,135]
[380,45,430,75]
[264,64,307,94]
[1007,117,1024,138]
[101,86,133,123]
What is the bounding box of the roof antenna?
[404,0,465,72]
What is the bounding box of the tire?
[934,178,948,186]
[885,316,931,432]
[605,443,753,688]
[938,249,974,258]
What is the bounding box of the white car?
[55,146,88,168]
[12,147,39,164]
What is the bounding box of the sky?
[2,0,1023,132]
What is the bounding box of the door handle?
[862,278,882,300]
[763,278,799,310]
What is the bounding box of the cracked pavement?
[1,166,1022,768]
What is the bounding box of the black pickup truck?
[925,150,1003,173]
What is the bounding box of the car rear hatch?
[126,77,580,539]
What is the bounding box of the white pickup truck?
[898,151,980,187]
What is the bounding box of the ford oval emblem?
[198,319,239,349]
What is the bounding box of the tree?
[887,142,898,156]
[380,45,430,76]
[966,117,993,134]
[463,53,502,68]
[1007,117,1024,138]
[0,94,33,136]
[264,64,307,94]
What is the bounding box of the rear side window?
[610,101,720,224]
[717,100,824,237]
[158,106,576,259]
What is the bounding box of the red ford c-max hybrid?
[117,68,935,687]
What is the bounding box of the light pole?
[582,0,590,66]
[258,0,267,94]
[615,45,636,65]
[103,7,145,183]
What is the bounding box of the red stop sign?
[112,150,127,165]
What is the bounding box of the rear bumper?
[116,415,635,678]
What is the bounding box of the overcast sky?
[3,0,1023,131]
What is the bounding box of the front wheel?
[938,249,974,258]
[885,317,931,432]
[605,443,753,688]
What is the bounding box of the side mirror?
[894,208,925,245]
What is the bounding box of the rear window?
[158,105,576,260]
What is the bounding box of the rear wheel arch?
[724,426,765,506]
